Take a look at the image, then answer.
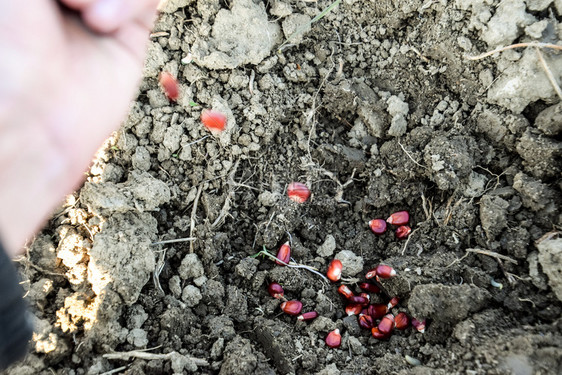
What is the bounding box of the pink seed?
[280,300,303,316]
[325,329,342,348]
[411,318,426,333]
[375,264,396,279]
[326,259,342,282]
[395,225,412,239]
[386,210,410,225]
[345,303,363,316]
[368,304,389,319]
[395,312,410,330]
[358,282,380,293]
[387,296,399,309]
[337,285,355,299]
[348,296,369,305]
[297,311,319,321]
[201,109,227,132]
[368,219,387,235]
[371,326,390,340]
[378,314,396,335]
[159,72,179,101]
[275,242,291,266]
[287,182,310,203]
[358,314,374,329]
[267,282,284,299]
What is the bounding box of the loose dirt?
[7,0,562,374]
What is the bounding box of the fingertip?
[82,0,127,33]
[59,0,97,11]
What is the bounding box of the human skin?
[0,0,159,256]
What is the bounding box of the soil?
[6,0,562,374]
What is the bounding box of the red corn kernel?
[287,182,310,203]
[326,259,342,282]
[358,314,374,330]
[387,296,399,309]
[365,269,378,279]
[368,219,387,235]
[368,304,389,319]
[325,329,342,348]
[159,72,179,101]
[360,293,371,304]
[395,225,412,239]
[386,210,410,225]
[337,285,355,299]
[345,303,363,316]
[375,264,397,279]
[358,282,380,293]
[378,314,396,335]
[411,318,426,333]
[371,327,390,340]
[280,300,303,316]
[201,109,227,132]
[348,296,369,305]
[297,311,318,321]
[268,282,284,299]
[395,312,410,330]
[275,242,291,266]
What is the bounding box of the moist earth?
[7,0,562,374]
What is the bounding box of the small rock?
[317,235,336,257]
[181,285,203,307]
[179,253,205,280]
[335,250,364,276]
[537,237,562,302]
[535,103,562,136]
[479,195,509,241]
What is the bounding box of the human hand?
[0,0,159,256]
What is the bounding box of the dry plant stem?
[255,249,329,283]
[152,248,166,295]
[103,350,208,366]
[466,248,517,264]
[466,42,562,60]
[370,278,391,300]
[535,47,562,100]
[189,185,203,253]
[151,237,196,246]
[398,142,427,170]
[401,228,419,255]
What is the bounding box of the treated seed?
[297,311,319,321]
[201,109,227,132]
[395,312,410,330]
[275,242,291,266]
[371,327,390,340]
[287,182,311,203]
[386,210,410,225]
[280,300,303,316]
[395,225,412,239]
[268,282,284,299]
[378,314,396,335]
[325,329,342,348]
[411,318,426,333]
[326,259,343,282]
[368,304,389,319]
[358,314,374,329]
[337,285,355,299]
[345,303,363,316]
[159,72,179,101]
[375,264,396,279]
[358,282,380,293]
[387,296,399,309]
[348,295,369,305]
[368,219,387,235]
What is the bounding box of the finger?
[59,0,96,11]
[82,0,159,34]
